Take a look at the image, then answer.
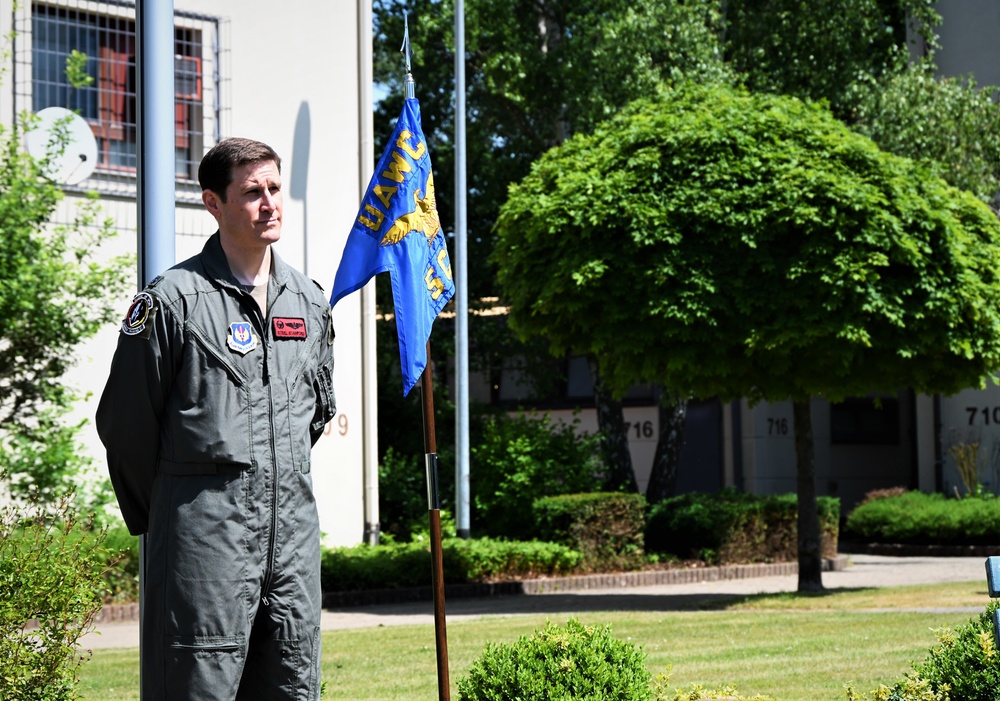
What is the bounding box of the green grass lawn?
[78,580,990,701]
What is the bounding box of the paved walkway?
[80,554,990,650]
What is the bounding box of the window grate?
[13,1,230,202]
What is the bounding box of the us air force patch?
[228,321,258,355]
[122,292,156,339]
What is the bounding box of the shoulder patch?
[121,292,157,339]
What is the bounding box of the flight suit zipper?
[241,289,279,608]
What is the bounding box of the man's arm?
[96,293,175,535]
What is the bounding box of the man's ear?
[202,189,222,219]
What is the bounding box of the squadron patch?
[273,317,307,339]
[227,321,258,355]
[121,292,156,338]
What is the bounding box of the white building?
[0,0,377,545]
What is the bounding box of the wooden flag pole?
[420,341,451,701]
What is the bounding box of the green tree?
[492,84,1000,590]
[849,62,1000,205]
[722,0,936,118]
[373,0,731,496]
[0,100,129,501]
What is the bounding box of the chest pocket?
[164,321,255,470]
[282,331,332,472]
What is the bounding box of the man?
[97,137,336,701]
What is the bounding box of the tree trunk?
[793,397,824,592]
[645,388,688,504]
[588,356,638,492]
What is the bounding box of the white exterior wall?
[1,1,373,546]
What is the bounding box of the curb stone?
[95,555,851,622]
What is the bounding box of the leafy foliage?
[844,489,1000,545]
[912,601,1000,701]
[655,678,776,701]
[849,62,1000,204]
[371,0,733,423]
[457,618,653,701]
[0,107,129,500]
[848,601,1000,701]
[470,411,606,540]
[645,490,839,564]
[492,83,1000,403]
[320,537,580,592]
[534,492,646,572]
[0,493,114,701]
[722,0,929,118]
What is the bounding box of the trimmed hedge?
[320,537,580,592]
[645,490,840,564]
[457,619,652,701]
[534,492,646,572]
[845,490,1000,545]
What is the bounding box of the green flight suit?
[97,232,336,701]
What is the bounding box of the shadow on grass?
[323,586,888,622]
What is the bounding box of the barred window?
[15,1,228,196]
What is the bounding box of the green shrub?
[447,537,581,581]
[470,412,606,540]
[100,523,140,602]
[910,600,1000,700]
[0,495,114,701]
[845,490,1000,545]
[655,679,776,700]
[646,490,839,563]
[320,537,580,592]
[534,492,646,572]
[378,446,455,539]
[457,618,652,701]
[847,601,1000,701]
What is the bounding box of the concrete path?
[80,554,991,650]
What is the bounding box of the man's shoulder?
[143,252,211,301]
[276,258,329,309]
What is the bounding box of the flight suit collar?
[200,231,294,293]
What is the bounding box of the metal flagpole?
[403,17,451,700]
[454,0,471,541]
[135,1,176,697]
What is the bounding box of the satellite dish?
[24,107,98,185]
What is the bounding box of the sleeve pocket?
[310,362,336,443]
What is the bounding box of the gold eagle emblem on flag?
[378,172,441,247]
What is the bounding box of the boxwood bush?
[457,619,652,701]
[845,490,1000,545]
[320,537,580,592]
[847,600,1000,700]
[645,490,839,563]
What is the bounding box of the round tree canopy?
[492,83,1000,402]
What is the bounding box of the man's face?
[203,160,283,251]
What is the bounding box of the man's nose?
[261,190,276,210]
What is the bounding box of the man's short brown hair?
[198,137,282,201]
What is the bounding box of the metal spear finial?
[402,13,415,99]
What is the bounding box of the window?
[15,1,227,191]
[830,397,900,445]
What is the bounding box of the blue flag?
[331,98,455,395]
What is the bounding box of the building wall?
[1,0,372,546]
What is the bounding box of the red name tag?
[273,317,307,339]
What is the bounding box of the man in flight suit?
[97,137,336,700]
